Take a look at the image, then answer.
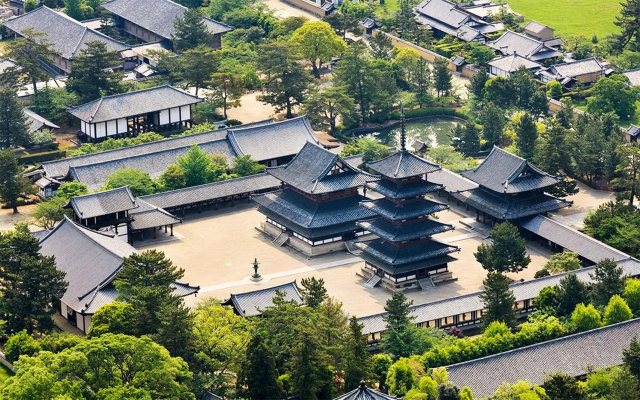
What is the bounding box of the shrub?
[546,81,563,99]
[483,321,511,338]
[571,303,602,332]
[624,279,640,315]
[18,150,66,165]
[603,295,633,325]
[5,330,41,363]
[386,358,416,396]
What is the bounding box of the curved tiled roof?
[129,199,181,230]
[358,217,454,242]
[460,146,561,194]
[366,179,442,199]
[67,186,137,219]
[367,150,441,179]
[100,0,232,39]
[360,197,449,220]
[66,85,202,123]
[221,280,303,317]
[4,6,130,59]
[334,382,399,400]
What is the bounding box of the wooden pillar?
[482,212,486,223]
[164,225,167,233]
[215,199,218,210]
[182,208,185,217]
[115,225,118,235]
[476,209,480,222]
[153,228,156,239]
[198,204,201,213]
[231,197,234,207]
[170,224,174,236]
[465,203,469,211]
[140,231,144,241]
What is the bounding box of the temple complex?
[253,142,378,256]
[355,114,459,291]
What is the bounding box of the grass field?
[0,363,13,385]
[507,0,621,38]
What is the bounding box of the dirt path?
[226,92,278,123]
[0,205,37,232]
[260,0,320,21]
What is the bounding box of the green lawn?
[507,0,621,38]
[0,363,14,385]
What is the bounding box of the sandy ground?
[145,196,551,318]
[260,0,320,21]
[551,180,615,229]
[226,92,279,123]
[0,205,37,232]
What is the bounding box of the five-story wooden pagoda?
[355,113,459,291]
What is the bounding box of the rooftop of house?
[100,0,232,40]
[66,85,203,123]
[266,142,378,195]
[487,53,543,72]
[545,57,607,78]
[24,108,60,133]
[129,198,182,231]
[66,186,138,219]
[488,30,562,60]
[524,20,551,34]
[627,124,640,137]
[623,68,640,87]
[367,150,441,179]
[461,3,520,20]
[447,318,640,398]
[221,280,304,317]
[460,146,561,194]
[4,6,130,59]
[414,0,470,29]
[333,381,399,400]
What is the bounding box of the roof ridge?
[139,172,271,199]
[63,216,136,260]
[229,280,299,297]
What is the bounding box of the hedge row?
[389,107,470,120]
[18,150,66,165]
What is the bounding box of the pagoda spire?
[400,103,407,152]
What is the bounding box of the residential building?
[538,57,609,88]
[460,3,523,23]
[488,30,562,62]
[487,53,543,77]
[523,20,554,41]
[221,281,304,317]
[66,85,203,142]
[4,6,133,74]
[623,68,640,87]
[38,216,198,333]
[100,0,232,50]
[626,125,640,143]
[253,142,378,256]
[355,118,459,291]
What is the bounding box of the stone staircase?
[345,241,362,255]
[363,274,382,288]
[272,232,290,247]
[418,277,435,290]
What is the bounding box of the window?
[266,218,286,231]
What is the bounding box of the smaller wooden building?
[66,85,203,142]
[222,280,304,317]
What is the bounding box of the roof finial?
[400,103,407,152]
[359,381,366,391]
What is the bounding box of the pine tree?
[381,292,416,358]
[153,299,195,362]
[459,121,480,157]
[475,221,531,274]
[480,272,518,329]
[4,29,57,96]
[291,325,331,400]
[66,41,124,103]
[0,151,33,214]
[623,337,640,381]
[515,112,538,160]
[613,0,640,51]
[0,224,67,334]
[433,58,452,98]
[237,334,284,400]
[590,258,627,306]
[369,31,393,60]
[299,277,328,308]
[344,316,372,391]
[468,67,489,99]
[0,89,29,149]
[64,0,85,21]
[480,102,505,146]
[556,273,590,317]
[172,8,212,52]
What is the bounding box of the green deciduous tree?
[590,258,627,306]
[480,272,518,329]
[543,372,585,400]
[0,224,67,334]
[543,251,582,274]
[381,292,416,358]
[547,81,563,99]
[23,0,38,11]
[625,279,640,314]
[587,75,638,119]
[88,301,138,337]
[231,155,263,177]
[178,145,222,187]
[208,0,254,20]
[534,286,559,315]
[159,164,187,191]
[372,354,393,392]
[480,102,505,146]
[237,333,283,400]
[571,303,602,331]
[0,89,29,149]
[291,21,346,79]
[475,221,531,274]
[65,0,84,20]
[172,8,212,52]
[209,72,243,118]
[257,40,311,119]
[66,41,124,103]
[386,358,416,396]
[56,181,88,199]
[31,196,68,229]
[436,382,461,400]
[4,330,41,363]
[604,295,633,325]
[624,337,640,381]
[103,168,156,196]
[0,151,33,213]
[340,137,392,166]
[302,86,357,134]
[515,112,538,160]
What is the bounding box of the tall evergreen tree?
[291,325,331,400]
[480,102,505,146]
[4,29,58,95]
[66,41,124,103]
[590,258,627,306]
[381,292,415,358]
[153,299,195,362]
[237,334,283,400]
[555,273,590,316]
[433,57,452,98]
[179,46,219,96]
[623,337,640,381]
[0,224,67,334]
[299,277,328,308]
[344,316,372,391]
[456,121,480,157]
[543,372,585,400]
[0,151,33,214]
[613,0,640,51]
[209,72,243,118]
[475,221,531,273]
[114,250,185,335]
[0,89,29,149]
[515,112,538,160]
[172,8,212,52]
[612,143,640,206]
[369,31,393,60]
[64,0,85,20]
[468,67,489,99]
[479,272,518,329]
[302,86,357,134]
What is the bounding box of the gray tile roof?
[366,179,442,199]
[547,57,606,79]
[358,217,454,242]
[460,146,561,194]
[361,198,449,220]
[227,116,320,161]
[627,125,640,137]
[524,20,550,34]
[452,188,572,220]
[40,119,274,179]
[488,53,543,73]
[414,0,470,30]
[266,142,378,195]
[367,150,441,179]
[129,199,181,230]
[254,189,377,239]
[69,138,236,191]
[488,30,562,60]
[24,108,60,133]
[426,168,479,193]
[221,280,303,317]
[67,186,138,219]
[4,6,130,59]
[66,85,203,123]
[447,318,640,398]
[519,215,629,263]
[623,68,640,87]
[333,382,399,400]
[100,0,232,40]
[38,217,136,313]
[358,257,640,335]
[30,228,53,241]
[140,173,280,209]
[357,238,459,268]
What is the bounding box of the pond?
[356,117,461,148]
